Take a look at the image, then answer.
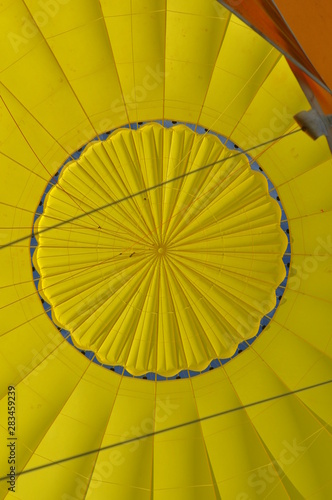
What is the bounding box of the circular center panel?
[34,123,287,376]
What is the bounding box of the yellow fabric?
[34,124,286,375]
[0,0,331,498]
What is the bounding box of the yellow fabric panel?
[192,369,289,497]
[104,5,166,124]
[269,134,330,188]
[256,325,332,425]
[0,308,56,389]
[13,371,119,499]
[24,0,102,38]
[168,0,223,16]
[202,18,281,135]
[83,483,151,500]
[0,0,41,73]
[0,191,41,241]
[226,56,309,174]
[0,243,31,288]
[0,43,93,143]
[153,487,216,500]
[0,84,69,173]
[102,0,165,17]
[164,2,230,123]
[0,97,48,180]
[226,352,332,498]
[273,290,332,358]
[86,376,155,493]
[154,379,216,493]
[0,273,46,340]
[288,210,332,255]
[278,159,332,219]
[0,0,331,498]
[0,343,88,495]
[239,54,306,128]
[46,21,124,119]
[290,255,332,301]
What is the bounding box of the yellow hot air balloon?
[0,1,331,499]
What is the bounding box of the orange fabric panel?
[289,62,332,115]
[220,0,332,114]
[220,0,322,85]
[276,0,332,93]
